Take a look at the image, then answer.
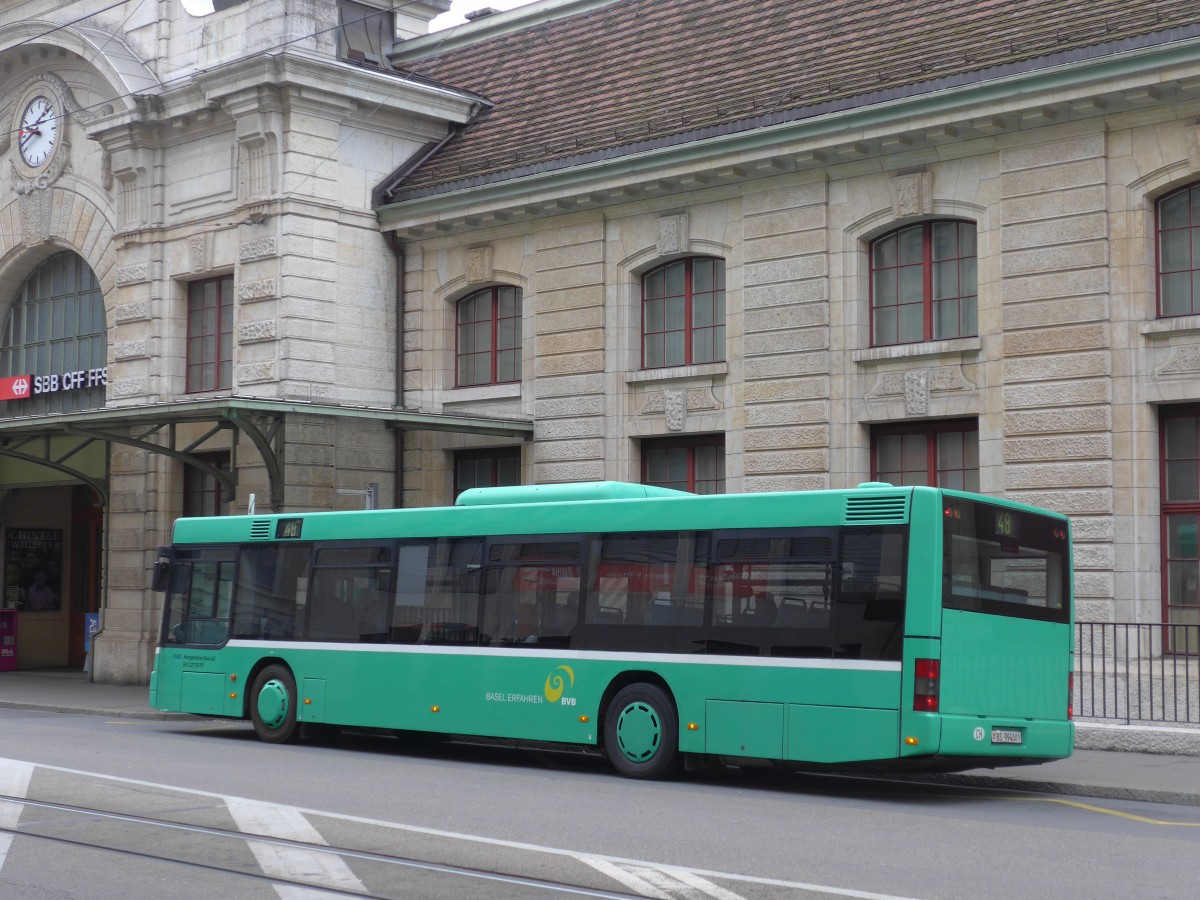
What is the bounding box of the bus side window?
[233,544,310,640]
[417,537,482,645]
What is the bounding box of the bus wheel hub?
[616,701,661,762]
[257,679,290,729]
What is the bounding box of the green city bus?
[149,481,1074,778]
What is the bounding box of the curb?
[1075,721,1200,757]
[0,701,195,721]
[903,771,1200,808]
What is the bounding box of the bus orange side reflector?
[304,698,311,705]
[229,693,237,699]
[431,705,440,713]
[905,736,919,746]
[579,715,590,723]
[687,722,699,731]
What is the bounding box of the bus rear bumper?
[937,714,1074,759]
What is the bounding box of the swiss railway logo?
[0,374,32,401]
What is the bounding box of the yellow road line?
[1006,795,1200,826]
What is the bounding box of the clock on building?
[18,95,58,168]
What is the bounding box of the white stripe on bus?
[223,640,903,671]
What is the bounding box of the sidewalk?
[2,668,1199,806]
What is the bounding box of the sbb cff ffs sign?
[0,368,107,401]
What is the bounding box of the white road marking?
[0,756,922,900]
[0,759,34,876]
[225,796,367,896]
[581,857,749,899]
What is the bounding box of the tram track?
[0,794,642,899]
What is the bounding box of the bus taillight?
[914,658,940,712]
[1068,672,1074,720]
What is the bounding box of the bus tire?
[603,683,680,779]
[250,665,299,744]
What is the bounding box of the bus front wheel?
[250,664,299,744]
[603,683,680,779]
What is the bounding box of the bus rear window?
[942,499,1069,623]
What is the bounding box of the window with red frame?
[642,436,725,494]
[1157,184,1200,317]
[455,447,521,497]
[871,421,978,491]
[870,221,976,346]
[186,275,233,393]
[1159,408,1200,642]
[184,452,230,517]
[456,286,521,387]
[642,257,725,368]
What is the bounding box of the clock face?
[18,96,58,168]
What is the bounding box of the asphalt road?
[2,707,1199,899]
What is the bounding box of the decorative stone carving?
[113,340,149,360]
[665,390,685,430]
[116,264,150,285]
[238,361,276,383]
[865,365,974,405]
[904,370,929,415]
[239,319,277,343]
[656,214,689,256]
[238,278,278,302]
[465,245,494,284]
[189,235,209,273]
[686,387,722,411]
[13,168,52,246]
[239,236,277,261]
[114,301,150,323]
[890,171,932,219]
[108,377,146,399]
[1156,344,1200,377]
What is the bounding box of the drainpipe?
[386,231,406,508]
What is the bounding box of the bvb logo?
[544,665,575,703]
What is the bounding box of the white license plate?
[991,728,1023,745]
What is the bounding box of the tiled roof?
[385,0,1200,200]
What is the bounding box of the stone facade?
[379,12,1200,634]
[0,0,464,683]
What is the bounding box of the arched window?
[1157,184,1200,317]
[456,286,521,387]
[0,251,107,415]
[870,221,976,346]
[642,257,725,369]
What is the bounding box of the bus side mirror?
[152,547,173,592]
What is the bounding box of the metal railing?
[1075,622,1199,725]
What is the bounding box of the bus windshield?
[941,496,1069,623]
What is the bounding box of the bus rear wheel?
[250,664,299,744]
[603,683,680,779]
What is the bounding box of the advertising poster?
[5,528,63,612]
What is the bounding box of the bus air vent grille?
[250,520,272,540]
[845,495,908,522]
